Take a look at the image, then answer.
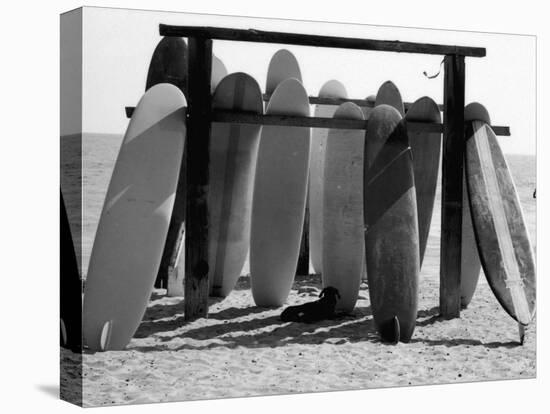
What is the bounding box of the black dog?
[280,287,341,323]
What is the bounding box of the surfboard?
[265,49,302,95]
[375,81,404,116]
[208,73,263,297]
[250,78,311,307]
[60,191,82,351]
[362,94,377,120]
[459,103,487,308]
[364,104,419,343]
[211,55,228,93]
[264,48,309,277]
[405,97,441,267]
[146,40,226,292]
[146,37,187,93]
[460,172,482,308]
[464,103,536,326]
[83,84,186,351]
[146,37,226,94]
[322,102,365,313]
[309,80,348,275]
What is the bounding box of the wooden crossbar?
[124,106,510,136]
[159,24,486,57]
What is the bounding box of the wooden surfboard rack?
[128,24,512,322]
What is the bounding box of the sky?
[63,6,536,155]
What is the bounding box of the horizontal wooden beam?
[212,110,444,132]
[159,24,486,57]
[124,106,510,136]
[262,94,445,112]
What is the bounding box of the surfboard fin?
[100,320,113,351]
[60,318,67,347]
[393,316,401,344]
[518,323,526,345]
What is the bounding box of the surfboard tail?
[379,316,401,344]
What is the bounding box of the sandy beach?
[65,271,535,406]
[60,135,536,407]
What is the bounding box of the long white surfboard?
[208,73,263,297]
[250,78,311,307]
[83,84,186,351]
[309,80,348,275]
[322,102,365,313]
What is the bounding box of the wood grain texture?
[184,38,213,321]
[159,24,486,57]
[440,54,465,319]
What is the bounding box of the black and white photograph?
[3,1,548,413]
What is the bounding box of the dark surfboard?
[364,105,419,343]
[405,97,441,267]
[60,191,82,351]
[146,36,187,93]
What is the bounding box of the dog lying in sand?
[280,287,341,323]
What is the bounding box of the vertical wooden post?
[184,37,212,321]
[440,54,465,319]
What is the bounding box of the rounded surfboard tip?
[60,318,67,347]
[333,101,365,120]
[378,80,398,90]
[212,72,263,113]
[366,94,376,103]
[318,79,348,99]
[266,49,302,95]
[464,102,491,124]
[375,81,404,116]
[146,36,188,93]
[369,103,403,121]
[128,83,187,140]
[406,96,441,122]
[267,78,310,117]
[138,83,187,116]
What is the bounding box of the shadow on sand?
[130,276,520,352]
